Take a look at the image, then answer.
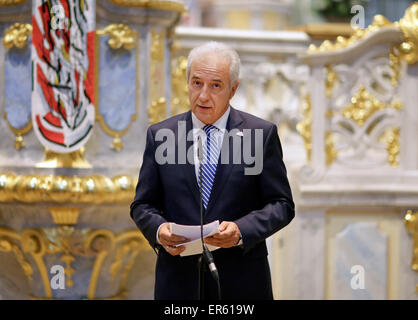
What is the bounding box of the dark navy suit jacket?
[130,107,295,300]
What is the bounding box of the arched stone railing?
[275,4,418,300]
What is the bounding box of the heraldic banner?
[32,0,95,153]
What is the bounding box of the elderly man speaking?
[130,41,295,300]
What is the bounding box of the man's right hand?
[158,222,188,256]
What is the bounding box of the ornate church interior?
[0,0,417,300]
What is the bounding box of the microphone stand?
[197,135,221,300]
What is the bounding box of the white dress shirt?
[191,106,230,180]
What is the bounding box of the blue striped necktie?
[199,124,220,209]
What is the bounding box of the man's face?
[188,54,239,124]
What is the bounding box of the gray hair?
[186,41,241,88]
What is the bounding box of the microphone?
[197,134,221,299]
[203,246,219,279]
[198,135,204,249]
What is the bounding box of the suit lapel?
[205,107,244,215]
[179,111,201,207]
[178,108,245,214]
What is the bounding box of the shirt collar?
[191,105,230,131]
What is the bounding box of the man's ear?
[230,81,240,99]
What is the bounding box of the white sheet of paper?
[170,220,220,256]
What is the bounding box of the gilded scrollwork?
[330,83,402,168]
[0,231,33,283]
[342,85,401,127]
[308,14,394,53]
[308,3,418,67]
[171,56,190,115]
[109,231,145,292]
[36,147,92,169]
[379,127,400,167]
[149,28,167,124]
[48,207,80,225]
[20,229,51,297]
[0,227,150,299]
[396,3,418,64]
[3,113,32,150]
[96,24,138,50]
[311,14,405,168]
[389,46,402,87]
[3,22,32,49]
[148,97,167,125]
[325,131,337,166]
[296,94,312,162]
[325,64,338,98]
[404,210,418,293]
[151,29,164,62]
[0,173,136,204]
[3,23,33,150]
[301,6,417,169]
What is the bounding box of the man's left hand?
[204,221,241,248]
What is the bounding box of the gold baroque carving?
[308,14,393,53]
[389,46,402,87]
[0,227,149,299]
[297,93,337,166]
[379,127,400,167]
[404,210,418,293]
[296,94,312,162]
[396,3,418,64]
[48,207,81,225]
[109,231,144,290]
[308,3,418,65]
[3,23,33,149]
[148,97,167,125]
[325,64,338,98]
[0,231,33,282]
[3,112,32,150]
[110,135,124,152]
[342,85,402,127]
[171,56,190,115]
[151,29,164,62]
[405,210,418,271]
[325,130,337,166]
[0,173,136,204]
[96,24,138,50]
[36,147,92,168]
[149,29,166,124]
[3,22,32,49]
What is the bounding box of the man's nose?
[198,84,209,102]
